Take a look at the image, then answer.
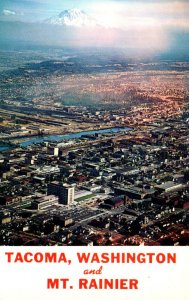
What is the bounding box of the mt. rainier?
[44,8,100,27]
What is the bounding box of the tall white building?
[47,146,59,157]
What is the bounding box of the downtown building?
[47,181,75,205]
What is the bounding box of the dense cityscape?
[0,47,188,246]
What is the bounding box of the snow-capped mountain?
[44,8,99,27]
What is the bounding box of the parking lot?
[48,206,105,223]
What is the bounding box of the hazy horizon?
[0,1,188,56]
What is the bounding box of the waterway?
[0,127,131,152]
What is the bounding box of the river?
[0,127,131,152]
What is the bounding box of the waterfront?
[0,127,131,152]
